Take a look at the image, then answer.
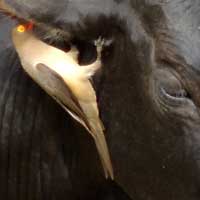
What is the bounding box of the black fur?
[1,0,200,199]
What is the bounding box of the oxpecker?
[12,25,114,179]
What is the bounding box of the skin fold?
[1,0,200,199]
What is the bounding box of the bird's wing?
[35,63,92,131]
[36,63,114,179]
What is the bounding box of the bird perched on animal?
[12,24,114,179]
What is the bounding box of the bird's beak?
[11,26,114,179]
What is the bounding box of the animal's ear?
[36,63,91,130]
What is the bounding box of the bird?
[12,24,114,179]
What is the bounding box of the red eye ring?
[26,22,34,30]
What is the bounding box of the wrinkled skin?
[1,0,200,199]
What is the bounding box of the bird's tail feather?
[90,123,114,180]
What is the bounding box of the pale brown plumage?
[12,28,114,179]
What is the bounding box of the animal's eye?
[154,70,192,106]
[152,69,199,119]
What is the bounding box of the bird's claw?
[95,37,105,53]
[94,37,105,60]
